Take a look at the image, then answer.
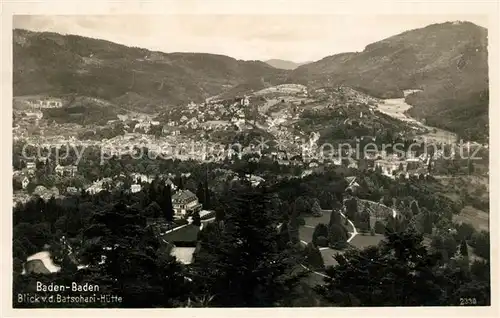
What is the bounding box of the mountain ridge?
[13,21,489,141]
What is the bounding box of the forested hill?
[14,21,489,141]
[288,21,489,141]
[13,28,288,108]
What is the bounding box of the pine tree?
[178,176,184,190]
[193,185,305,307]
[80,202,190,307]
[423,211,433,234]
[196,182,205,206]
[460,240,469,258]
[204,181,211,209]
[410,200,420,215]
[467,159,475,175]
[329,209,342,227]
[304,242,324,271]
[163,185,174,222]
[148,178,158,204]
[345,197,358,224]
[312,223,329,246]
[328,223,348,249]
[358,209,371,234]
[277,222,291,249]
[288,205,300,244]
[311,200,322,217]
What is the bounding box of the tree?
[144,201,162,219]
[374,221,386,234]
[442,234,458,258]
[328,224,348,249]
[358,209,371,234]
[344,197,358,223]
[204,181,211,209]
[192,210,201,227]
[311,200,322,217]
[277,222,291,249]
[196,182,205,206]
[467,159,475,174]
[191,184,305,307]
[470,231,490,260]
[329,209,342,227]
[423,211,434,234]
[410,200,420,215]
[178,176,184,190]
[316,230,452,306]
[455,222,475,241]
[304,243,324,270]
[459,240,469,258]
[162,185,174,222]
[294,196,311,215]
[288,205,300,244]
[312,223,329,246]
[79,202,191,307]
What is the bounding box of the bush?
[303,243,324,271]
[312,223,329,246]
[312,201,322,217]
[328,224,348,249]
[298,217,306,226]
[316,236,328,247]
[470,231,490,260]
[374,221,386,234]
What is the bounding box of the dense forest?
[13,160,490,307]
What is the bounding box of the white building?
[22,177,29,189]
[130,184,142,193]
[172,190,202,217]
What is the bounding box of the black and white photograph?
[3,0,498,314]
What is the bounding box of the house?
[22,177,29,189]
[172,190,202,217]
[240,96,250,107]
[55,165,78,177]
[85,184,103,195]
[66,186,79,195]
[26,162,36,175]
[309,161,319,168]
[345,176,360,194]
[165,178,178,191]
[130,184,142,193]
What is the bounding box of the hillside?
[265,59,311,70]
[13,23,489,141]
[289,21,489,141]
[13,29,288,111]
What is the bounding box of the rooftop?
[172,189,198,204]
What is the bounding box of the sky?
[13,15,488,63]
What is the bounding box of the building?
[26,162,36,175]
[345,176,360,194]
[66,186,79,195]
[165,178,178,191]
[22,176,30,189]
[85,184,103,195]
[55,164,78,177]
[130,184,142,193]
[172,190,202,217]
